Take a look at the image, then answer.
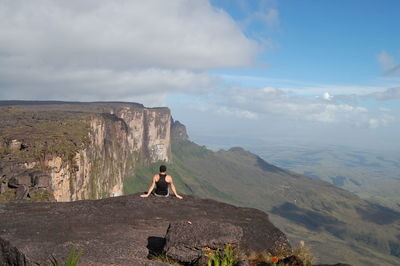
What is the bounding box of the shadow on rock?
[147,236,166,257]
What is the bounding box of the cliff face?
[115,106,171,163]
[0,102,171,202]
[49,114,130,201]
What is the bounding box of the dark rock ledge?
[0,194,290,265]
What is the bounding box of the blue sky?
[171,0,400,150]
[211,0,400,84]
[0,0,399,150]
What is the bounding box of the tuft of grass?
[293,241,314,266]
[247,250,272,264]
[148,253,182,265]
[29,189,56,202]
[0,187,16,203]
[50,247,83,266]
[205,244,242,266]
[246,241,314,266]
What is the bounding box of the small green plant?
[206,244,234,266]
[50,247,83,266]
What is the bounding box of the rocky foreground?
[0,194,291,265]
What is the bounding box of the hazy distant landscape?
[193,135,400,212]
[255,144,400,211]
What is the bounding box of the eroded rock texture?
[164,220,243,264]
[0,194,291,265]
[0,102,172,202]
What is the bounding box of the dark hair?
[159,165,167,172]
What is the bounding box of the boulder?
[8,173,32,188]
[31,171,51,188]
[15,185,29,200]
[164,220,242,264]
[0,167,52,202]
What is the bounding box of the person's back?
[140,165,183,199]
[155,173,169,196]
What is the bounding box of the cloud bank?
[368,87,400,101]
[0,0,258,105]
[191,87,396,129]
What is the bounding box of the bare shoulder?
[153,174,159,182]
[166,175,173,182]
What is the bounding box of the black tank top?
[155,174,168,195]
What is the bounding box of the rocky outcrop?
[164,220,243,264]
[0,194,291,265]
[0,168,54,202]
[0,102,172,202]
[171,119,189,141]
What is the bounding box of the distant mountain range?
[125,125,400,266]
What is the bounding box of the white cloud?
[377,51,400,76]
[322,92,333,101]
[218,74,386,96]
[193,87,396,128]
[222,0,279,46]
[208,73,399,127]
[216,106,258,119]
[253,8,280,28]
[188,101,258,119]
[369,87,400,101]
[378,51,396,71]
[0,0,258,102]
[232,0,279,28]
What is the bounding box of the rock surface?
[164,220,243,264]
[0,194,291,265]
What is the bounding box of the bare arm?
[167,175,183,199]
[140,175,157,198]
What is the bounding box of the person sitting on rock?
[140,165,183,199]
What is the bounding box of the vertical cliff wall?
[0,103,172,202]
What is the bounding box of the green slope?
[124,139,400,266]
